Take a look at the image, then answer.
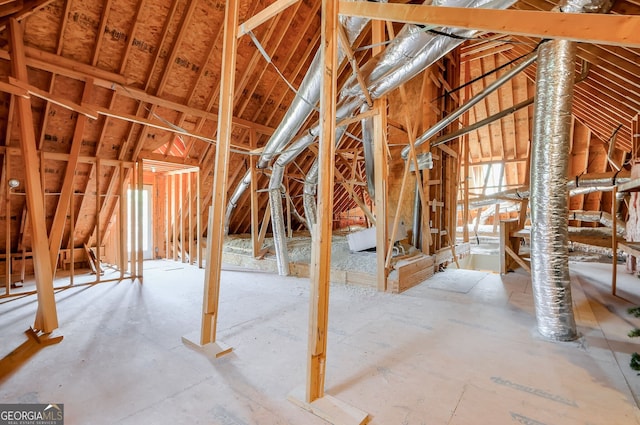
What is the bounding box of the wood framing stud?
[198,0,239,352]
[10,18,58,332]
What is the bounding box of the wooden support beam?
[200,0,239,349]
[612,186,617,295]
[334,166,376,225]
[137,160,143,278]
[7,76,98,119]
[339,1,640,48]
[337,23,373,107]
[197,169,202,268]
[180,173,185,263]
[172,174,178,261]
[9,18,58,332]
[130,164,137,277]
[250,130,261,257]
[372,19,388,293]
[95,158,102,281]
[48,80,93,274]
[306,0,339,405]
[237,0,299,37]
[188,172,194,264]
[119,163,127,278]
[4,154,10,294]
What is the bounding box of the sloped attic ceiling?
[0,0,638,256]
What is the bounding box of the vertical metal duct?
[360,103,376,198]
[530,39,577,341]
[530,0,611,341]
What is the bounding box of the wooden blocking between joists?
[387,255,435,294]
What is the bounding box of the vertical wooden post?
[137,159,143,279]
[188,172,194,264]
[70,187,75,286]
[165,173,170,260]
[197,169,202,268]
[95,158,101,282]
[119,163,127,277]
[180,173,186,263]
[5,154,11,294]
[463,133,470,243]
[199,0,239,348]
[9,18,58,332]
[306,0,338,403]
[130,162,137,277]
[612,186,618,295]
[172,174,178,261]
[289,5,367,424]
[249,129,260,257]
[372,19,387,293]
[49,81,93,275]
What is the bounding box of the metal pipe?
[401,51,538,159]
[223,2,378,232]
[432,97,534,147]
[360,103,376,198]
[269,188,290,275]
[530,38,577,341]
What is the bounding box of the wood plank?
[200,0,240,347]
[307,0,339,403]
[237,0,299,37]
[48,81,93,274]
[9,18,58,332]
[339,2,640,48]
[372,19,387,293]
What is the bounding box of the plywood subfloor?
[0,260,639,424]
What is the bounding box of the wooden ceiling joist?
[340,1,640,47]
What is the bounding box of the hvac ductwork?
[400,51,537,160]
[223,1,378,233]
[530,38,577,341]
[236,0,519,275]
[528,0,613,340]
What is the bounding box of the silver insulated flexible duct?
[530,39,577,341]
[530,0,611,341]
[223,1,379,233]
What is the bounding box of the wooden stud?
[250,130,261,257]
[180,173,185,263]
[4,153,10,295]
[237,0,299,37]
[372,19,388,293]
[137,160,144,278]
[612,186,617,295]
[189,172,194,264]
[120,163,127,278]
[172,174,178,261]
[197,169,202,268]
[200,0,240,347]
[339,1,640,48]
[130,163,137,278]
[95,158,101,281]
[70,179,75,286]
[9,18,58,332]
[306,0,339,403]
[164,174,170,260]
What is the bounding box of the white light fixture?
[8,178,19,189]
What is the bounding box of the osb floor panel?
[0,260,639,425]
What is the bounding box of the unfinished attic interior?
[2,0,640,423]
